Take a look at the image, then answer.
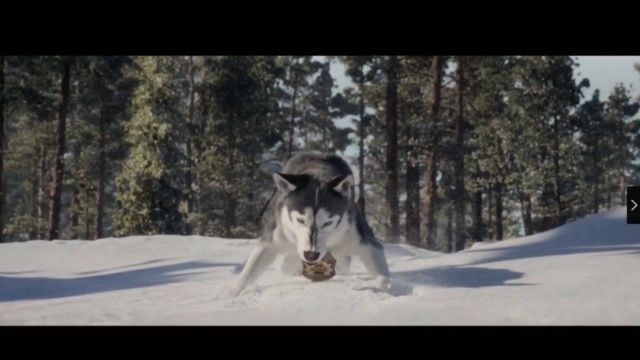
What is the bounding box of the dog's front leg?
[355,242,391,290]
[231,243,278,297]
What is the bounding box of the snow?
[1,206,639,325]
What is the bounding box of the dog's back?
[281,152,354,183]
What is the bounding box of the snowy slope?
[1,207,639,325]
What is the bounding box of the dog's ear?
[328,175,354,197]
[273,172,310,193]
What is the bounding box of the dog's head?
[274,172,354,264]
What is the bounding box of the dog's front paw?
[214,285,241,300]
[225,281,246,298]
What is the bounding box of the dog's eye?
[296,218,305,225]
[322,221,333,228]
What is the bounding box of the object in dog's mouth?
[302,252,337,282]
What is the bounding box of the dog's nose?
[303,251,320,262]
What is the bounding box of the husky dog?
[230,152,391,297]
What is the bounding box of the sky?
[574,56,640,100]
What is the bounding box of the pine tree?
[115,56,186,236]
[338,56,376,214]
[421,56,444,249]
[543,57,585,225]
[185,56,197,224]
[384,56,400,243]
[3,55,638,247]
[453,56,467,251]
[277,56,317,156]
[576,90,607,214]
[394,56,432,245]
[0,56,5,242]
[47,56,72,240]
[304,60,352,154]
[196,56,283,237]
[603,84,640,206]
[352,56,396,237]
[3,57,60,240]
[69,56,134,239]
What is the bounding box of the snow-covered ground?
[1,206,639,325]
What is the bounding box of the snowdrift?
[1,207,638,325]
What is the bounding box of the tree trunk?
[445,203,453,253]
[30,163,39,240]
[454,56,466,252]
[405,159,420,246]
[620,173,626,206]
[553,115,565,227]
[473,188,483,242]
[520,192,533,236]
[356,64,366,214]
[69,134,81,240]
[288,70,298,157]
[487,185,493,240]
[85,187,91,240]
[0,56,4,242]
[384,56,400,243]
[421,56,444,250]
[356,117,366,214]
[322,118,328,153]
[225,194,237,237]
[48,57,71,241]
[592,142,600,214]
[224,124,237,237]
[69,182,80,239]
[94,82,108,240]
[495,181,503,240]
[593,180,600,214]
[196,66,210,236]
[606,177,611,209]
[423,140,439,247]
[245,161,257,226]
[186,56,196,221]
[525,193,533,235]
[38,146,48,239]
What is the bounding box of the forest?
[0,56,638,252]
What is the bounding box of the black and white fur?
[230,152,391,297]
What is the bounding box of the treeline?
[0,56,639,253]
